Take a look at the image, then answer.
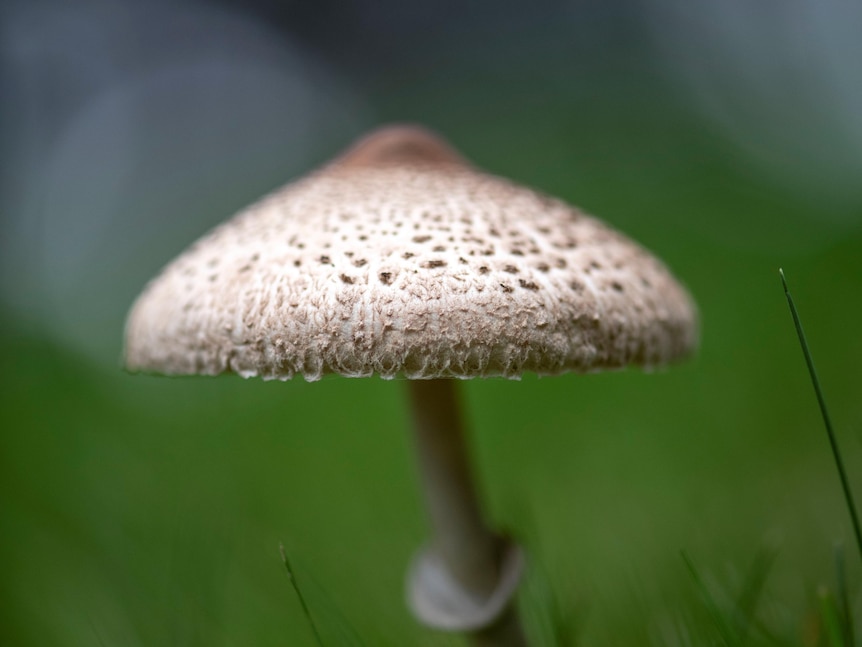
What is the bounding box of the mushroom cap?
[125,124,698,381]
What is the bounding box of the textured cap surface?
[125,125,698,381]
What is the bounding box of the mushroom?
[125,124,698,646]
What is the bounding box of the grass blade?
[523,557,584,647]
[833,543,854,647]
[732,546,777,643]
[818,586,847,647]
[279,542,325,647]
[681,550,738,646]
[779,269,862,564]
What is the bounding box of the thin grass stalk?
[780,269,862,565]
[833,544,854,647]
[280,543,326,647]
[681,550,738,645]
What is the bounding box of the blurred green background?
[2,1,862,645]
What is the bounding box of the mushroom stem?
[407,379,527,646]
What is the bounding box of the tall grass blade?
[523,558,583,647]
[818,586,847,647]
[833,543,854,647]
[279,543,366,647]
[681,550,738,646]
[732,546,777,643]
[780,269,862,564]
[88,618,108,647]
[279,542,326,647]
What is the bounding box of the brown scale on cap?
[125,124,698,381]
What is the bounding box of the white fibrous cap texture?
[124,125,698,381]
